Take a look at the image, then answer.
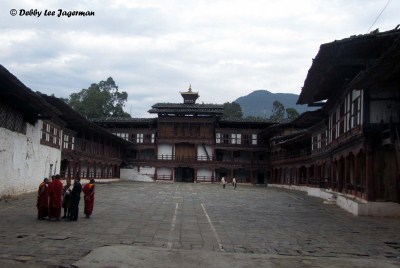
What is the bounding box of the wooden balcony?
[126,155,268,169]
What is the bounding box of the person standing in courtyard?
[36,178,49,220]
[62,179,72,219]
[232,177,237,189]
[221,177,226,189]
[69,176,82,221]
[83,178,95,218]
[48,174,63,221]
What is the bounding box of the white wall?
[197,168,212,182]
[157,167,172,180]
[139,167,155,177]
[120,168,154,182]
[0,120,61,197]
[197,144,212,160]
[158,144,173,159]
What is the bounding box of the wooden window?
[231,133,241,144]
[216,133,221,143]
[321,132,326,147]
[63,134,69,149]
[330,112,336,141]
[242,134,250,145]
[0,102,26,134]
[317,133,321,148]
[252,134,257,145]
[115,132,128,140]
[236,134,241,144]
[351,90,361,128]
[144,133,152,143]
[137,133,143,143]
[46,124,50,142]
[345,94,351,132]
[223,134,230,144]
[339,103,345,136]
[53,128,58,145]
[41,121,61,148]
[312,135,318,151]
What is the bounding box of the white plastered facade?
[0,120,61,197]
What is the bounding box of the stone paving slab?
[72,244,400,268]
[0,181,400,267]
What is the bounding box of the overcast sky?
[1,0,399,117]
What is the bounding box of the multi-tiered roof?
[148,85,224,116]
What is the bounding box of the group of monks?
[36,174,96,221]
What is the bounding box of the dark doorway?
[257,173,264,184]
[60,159,69,178]
[175,167,194,182]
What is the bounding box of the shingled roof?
[298,27,400,105]
[148,103,224,115]
[91,117,158,128]
[39,93,132,144]
[0,64,62,125]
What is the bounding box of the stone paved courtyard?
[1,181,400,267]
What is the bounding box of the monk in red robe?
[48,174,63,221]
[36,178,49,220]
[83,179,95,218]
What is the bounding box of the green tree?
[222,102,243,119]
[286,107,299,120]
[269,100,285,122]
[245,115,266,120]
[67,77,131,119]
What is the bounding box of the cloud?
[1,0,399,118]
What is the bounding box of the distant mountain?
[234,90,314,118]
